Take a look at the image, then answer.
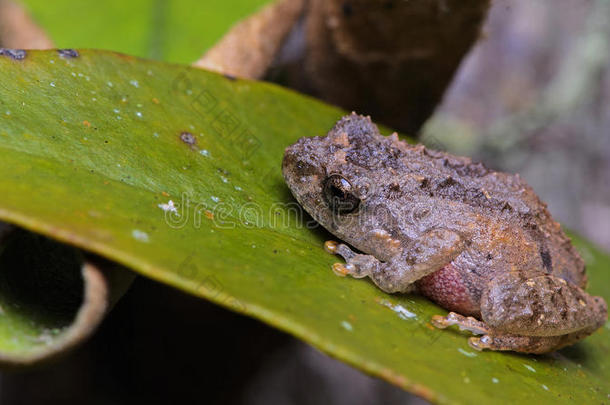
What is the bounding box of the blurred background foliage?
[20,0,269,63]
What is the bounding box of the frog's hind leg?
[431,312,489,335]
[429,312,576,353]
[431,313,598,354]
[471,272,608,353]
[468,331,589,354]
[481,272,607,338]
[432,272,607,353]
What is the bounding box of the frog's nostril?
[282,150,298,171]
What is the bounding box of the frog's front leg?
[325,240,414,293]
[325,228,465,293]
[324,240,377,278]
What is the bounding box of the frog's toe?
[431,312,489,335]
[332,262,351,277]
[324,242,377,279]
[332,262,360,277]
[468,336,492,351]
[324,240,339,254]
[431,314,451,329]
[324,241,356,261]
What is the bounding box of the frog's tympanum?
[282,113,607,354]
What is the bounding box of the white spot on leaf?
[378,299,417,320]
[132,229,149,243]
[158,200,178,214]
[458,348,477,358]
[341,321,353,331]
[524,364,536,373]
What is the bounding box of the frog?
[282,112,607,354]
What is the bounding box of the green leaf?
[0,50,608,402]
[19,0,270,63]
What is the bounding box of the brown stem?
[0,228,135,367]
[303,0,491,134]
[194,0,489,134]
[194,0,305,79]
[0,0,53,49]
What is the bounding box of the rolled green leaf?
[0,226,134,365]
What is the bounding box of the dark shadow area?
[0,229,84,329]
[0,276,422,405]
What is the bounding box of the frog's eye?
[323,174,360,214]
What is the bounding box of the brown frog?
[282,113,607,354]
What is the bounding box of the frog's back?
[406,146,585,286]
[329,114,586,287]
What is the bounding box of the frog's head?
[282,113,405,250]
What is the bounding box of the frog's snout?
[282,142,324,184]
